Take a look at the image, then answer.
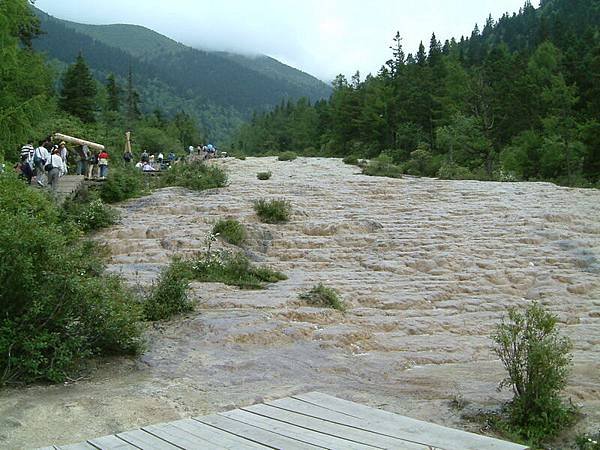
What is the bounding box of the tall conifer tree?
[60,53,97,123]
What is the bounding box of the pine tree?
[60,53,97,123]
[126,65,141,125]
[106,73,121,112]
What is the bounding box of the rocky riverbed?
[1,157,599,448]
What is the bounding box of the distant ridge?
[32,7,332,141]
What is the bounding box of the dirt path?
[1,157,599,448]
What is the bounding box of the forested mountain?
[32,7,332,142]
[235,0,600,187]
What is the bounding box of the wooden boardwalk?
[40,392,528,450]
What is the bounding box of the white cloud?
[34,0,529,81]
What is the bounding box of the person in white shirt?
[58,141,69,174]
[33,141,50,186]
[47,148,65,193]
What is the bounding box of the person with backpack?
[33,140,50,186]
[20,140,34,165]
[15,155,34,184]
[46,147,64,193]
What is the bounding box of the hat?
[60,141,66,146]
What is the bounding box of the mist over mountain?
[32,7,332,142]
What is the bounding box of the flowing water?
[1,157,599,447]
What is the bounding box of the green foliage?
[160,160,228,191]
[342,154,360,165]
[0,173,142,385]
[362,155,403,178]
[136,125,178,154]
[253,198,292,224]
[278,151,298,161]
[492,302,575,444]
[234,2,600,187]
[437,162,475,180]
[60,53,98,123]
[299,283,345,311]
[576,431,600,450]
[257,171,272,180]
[100,165,147,203]
[190,251,286,290]
[143,260,193,321]
[61,197,119,232]
[212,219,247,246]
[0,0,54,161]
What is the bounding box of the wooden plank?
[87,435,139,449]
[169,419,267,449]
[116,429,180,449]
[196,414,318,450]
[292,392,528,450]
[143,423,221,450]
[243,404,428,450]
[221,408,378,450]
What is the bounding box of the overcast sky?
[35,0,531,81]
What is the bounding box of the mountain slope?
[32,8,332,141]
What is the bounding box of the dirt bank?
[1,157,598,448]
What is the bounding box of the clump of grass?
[278,151,297,161]
[362,155,403,178]
[61,194,119,233]
[576,431,600,450]
[299,283,345,311]
[257,171,272,180]
[101,166,147,203]
[254,198,292,224]
[143,260,193,321]
[212,219,247,246]
[160,160,228,191]
[343,154,360,165]
[190,251,286,290]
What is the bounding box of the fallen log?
[53,133,105,151]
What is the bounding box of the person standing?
[47,147,64,193]
[58,141,69,175]
[98,149,109,179]
[33,140,50,186]
[77,145,90,176]
[20,140,34,165]
[87,150,99,179]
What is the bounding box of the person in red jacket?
[98,150,109,179]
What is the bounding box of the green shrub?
[492,302,575,444]
[160,160,228,191]
[437,162,474,180]
[190,251,286,290]
[343,154,360,165]
[62,197,119,232]
[253,198,292,224]
[577,431,600,450]
[257,171,272,180]
[0,173,143,385]
[299,283,345,311]
[143,260,193,321]
[278,151,297,161]
[213,219,247,246]
[362,155,403,178]
[100,166,147,203]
